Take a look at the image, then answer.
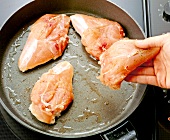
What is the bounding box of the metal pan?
[0,0,146,138]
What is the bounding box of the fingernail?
[135,40,144,45]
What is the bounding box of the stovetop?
[1,0,170,140]
[146,0,170,36]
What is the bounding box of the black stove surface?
[154,88,170,140]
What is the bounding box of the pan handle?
[100,121,138,140]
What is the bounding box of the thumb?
[135,33,170,49]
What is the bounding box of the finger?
[135,33,170,49]
[129,67,155,76]
[125,75,158,87]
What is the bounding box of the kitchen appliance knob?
[163,2,170,22]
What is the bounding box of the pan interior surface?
[0,0,146,138]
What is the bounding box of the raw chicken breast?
[18,14,70,72]
[98,39,160,89]
[70,14,125,60]
[29,61,74,124]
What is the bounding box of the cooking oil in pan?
[1,15,139,136]
[75,107,102,123]
[5,87,21,105]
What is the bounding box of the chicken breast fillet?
[98,39,160,89]
[29,61,74,124]
[18,14,70,72]
[70,14,125,60]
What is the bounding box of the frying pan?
[0,0,146,138]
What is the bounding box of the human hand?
[125,33,170,89]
